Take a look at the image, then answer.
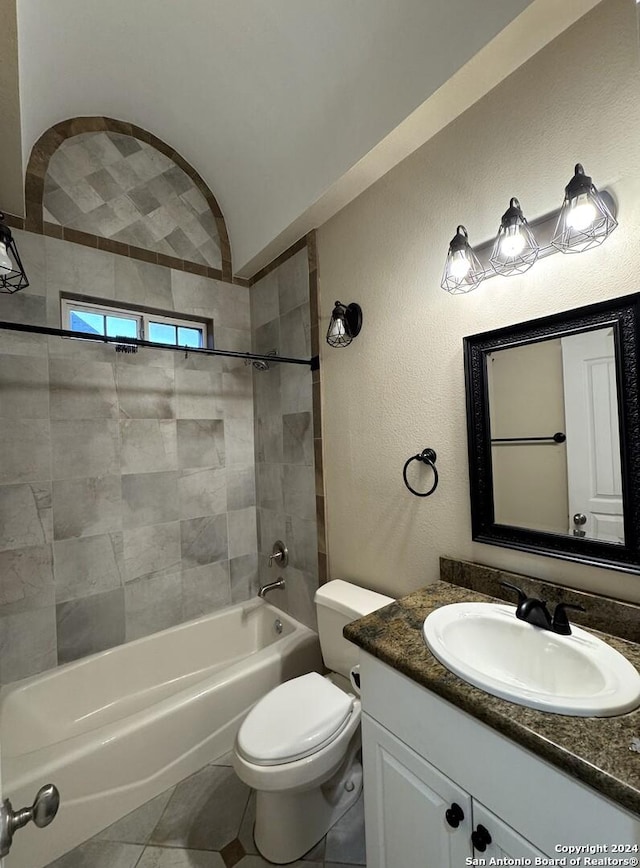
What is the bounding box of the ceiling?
[8,0,601,275]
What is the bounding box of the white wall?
[318,0,640,604]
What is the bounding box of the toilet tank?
[314,580,394,679]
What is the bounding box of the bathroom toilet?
[232,579,394,864]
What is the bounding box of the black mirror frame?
[463,292,640,574]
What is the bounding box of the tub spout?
[258,577,285,598]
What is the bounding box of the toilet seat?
[237,672,355,766]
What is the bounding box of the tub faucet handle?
[268,540,288,568]
[0,784,60,857]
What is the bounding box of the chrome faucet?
[258,577,285,598]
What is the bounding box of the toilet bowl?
[232,580,394,864]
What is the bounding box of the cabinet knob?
[444,802,464,828]
[471,823,492,852]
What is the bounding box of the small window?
[62,299,206,349]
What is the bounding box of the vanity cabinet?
[360,653,640,867]
[363,715,547,867]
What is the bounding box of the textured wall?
[318,0,640,605]
[250,249,319,628]
[43,131,222,269]
[0,230,256,684]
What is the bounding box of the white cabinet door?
[472,800,549,861]
[363,714,472,868]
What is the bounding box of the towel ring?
[403,448,439,497]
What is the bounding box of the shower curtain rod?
[0,321,320,370]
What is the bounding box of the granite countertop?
[344,579,640,817]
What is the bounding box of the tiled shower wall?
[251,249,319,629]
[0,229,258,684]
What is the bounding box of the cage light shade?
[489,197,539,277]
[326,301,362,348]
[551,164,617,254]
[441,225,484,294]
[0,218,29,294]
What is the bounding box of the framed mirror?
[464,293,640,573]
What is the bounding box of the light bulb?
[566,195,597,232]
[328,316,346,341]
[500,226,526,258]
[449,250,471,280]
[0,241,12,275]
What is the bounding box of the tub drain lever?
[0,783,60,857]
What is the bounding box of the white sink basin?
[423,602,640,717]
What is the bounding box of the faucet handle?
[552,602,586,636]
[268,540,288,568]
[499,581,527,605]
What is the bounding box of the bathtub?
[0,598,322,868]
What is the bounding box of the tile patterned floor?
[45,753,366,868]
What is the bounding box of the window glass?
[106,316,139,339]
[177,326,203,348]
[69,310,105,335]
[148,322,177,344]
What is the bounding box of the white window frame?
[61,298,208,348]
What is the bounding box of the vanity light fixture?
[0,214,29,293]
[441,164,617,295]
[326,301,363,348]
[551,163,617,254]
[489,198,539,276]
[440,225,484,294]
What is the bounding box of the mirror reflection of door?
[561,329,623,544]
[487,327,623,543]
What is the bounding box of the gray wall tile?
[125,571,183,641]
[0,355,49,418]
[227,467,256,511]
[51,420,120,479]
[224,418,254,467]
[181,515,228,568]
[230,553,259,603]
[177,419,225,468]
[0,606,57,683]
[120,419,178,473]
[182,561,231,620]
[117,365,175,419]
[54,532,124,602]
[0,483,52,551]
[123,522,181,581]
[0,419,51,484]
[56,587,125,664]
[0,544,54,612]
[50,358,118,419]
[283,465,316,521]
[227,508,257,559]
[283,412,313,465]
[278,249,309,315]
[178,467,226,519]
[122,471,179,528]
[175,370,223,419]
[53,476,122,540]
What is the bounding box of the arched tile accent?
[24,117,233,282]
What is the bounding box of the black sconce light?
[441,163,617,295]
[490,197,539,276]
[441,225,483,294]
[326,301,363,348]
[0,214,29,293]
[551,163,617,254]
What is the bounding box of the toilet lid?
[237,672,355,766]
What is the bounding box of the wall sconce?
[440,164,617,294]
[551,163,617,254]
[0,215,29,293]
[326,301,363,348]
